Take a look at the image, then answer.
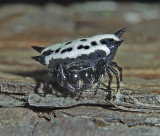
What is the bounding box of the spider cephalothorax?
[32,27,126,98]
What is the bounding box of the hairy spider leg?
[106,69,113,90]
[110,62,123,81]
[76,91,83,101]
[107,63,120,90]
[44,66,55,96]
[94,74,105,95]
[94,59,107,95]
[56,64,76,92]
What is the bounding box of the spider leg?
[106,69,113,100]
[58,64,87,101]
[94,59,107,95]
[76,91,83,101]
[106,69,113,90]
[56,64,76,93]
[94,74,105,95]
[110,62,123,81]
[43,67,55,96]
[108,64,120,90]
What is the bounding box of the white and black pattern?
[40,34,119,65]
[31,27,127,99]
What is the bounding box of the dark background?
[0,0,159,5]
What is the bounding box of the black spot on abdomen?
[107,38,115,42]
[61,47,73,53]
[61,49,67,54]
[100,39,107,44]
[77,45,83,49]
[84,45,89,49]
[67,47,72,51]
[55,48,61,53]
[100,38,115,44]
[80,39,87,41]
[91,41,97,46]
[42,50,53,56]
[77,45,90,49]
[65,42,72,45]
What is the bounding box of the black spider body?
[31,27,126,96]
[47,50,107,92]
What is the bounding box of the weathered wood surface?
[0,2,160,136]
